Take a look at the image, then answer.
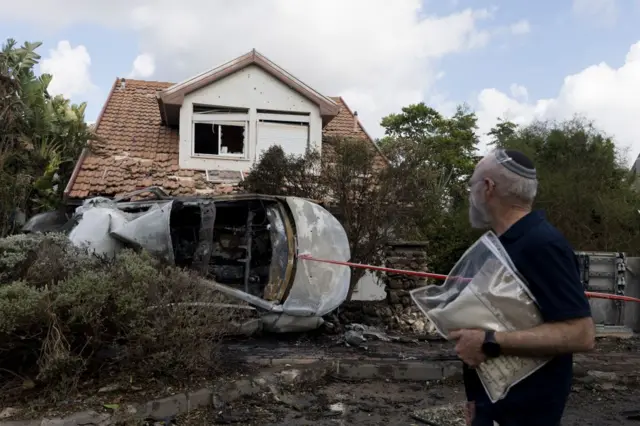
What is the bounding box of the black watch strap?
[482,330,501,358]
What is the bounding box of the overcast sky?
[2,0,640,162]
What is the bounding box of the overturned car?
[23,187,351,333]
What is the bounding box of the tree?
[379,103,478,196]
[0,39,94,235]
[378,103,482,273]
[241,137,446,300]
[488,116,640,253]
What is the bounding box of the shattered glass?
[410,231,550,403]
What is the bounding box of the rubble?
[411,403,467,426]
[0,408,19,420]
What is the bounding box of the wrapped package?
[410,231,550,402]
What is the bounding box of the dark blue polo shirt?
[464,210,592,426]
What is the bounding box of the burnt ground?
[176,335,640,426]
[4,334,640,425]
[177,377,640,425]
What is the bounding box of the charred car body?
[23,187,351,333]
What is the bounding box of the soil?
[177,377,640,425]
[174,335,640,426]
[4,335,640,425]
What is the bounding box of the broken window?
[193,123,218,155]
[193,122,247,157]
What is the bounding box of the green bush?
[0,233,233,395]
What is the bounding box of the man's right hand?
[466,401,475,426]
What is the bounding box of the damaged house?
[38,49,388,331]
[64,49,385,200]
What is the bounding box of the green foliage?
[489,117,640,252]
[378,102,481,271]
[0,38,95,236]
[0,281,46,335]
[0,234,231,396]
[379,103,478,199]
[240,146,324,199]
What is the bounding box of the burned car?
[23,187,351,333]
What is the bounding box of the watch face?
[483,341,501,358]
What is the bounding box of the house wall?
[179,65,323,172]
[351,271,387,301]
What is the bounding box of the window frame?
[191,112,249,159]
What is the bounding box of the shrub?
[0,233,233,397]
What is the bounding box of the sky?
[2,0,640,163]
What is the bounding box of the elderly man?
[450,149,595,426]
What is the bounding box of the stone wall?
[338,241,434,334]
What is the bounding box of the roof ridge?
[122,77,176,85]
[328,96,389,164]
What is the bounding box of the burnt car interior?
[159,198,283,299]
[208,199,273,296]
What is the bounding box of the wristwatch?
[482,331,501,358]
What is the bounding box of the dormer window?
[193,122,247,156]
[192,105,249,158]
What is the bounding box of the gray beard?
[469,197,492,229]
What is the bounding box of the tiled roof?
[65,78,386,199]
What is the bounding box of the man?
[450,149,596,426]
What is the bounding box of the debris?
[98,383,121,393]
[412,403,467,426]
[346,323,366,332]
[277,369,302,384]
[588,370,618,382]
[0,407,20,419]
[272,389,317,411]
[329,402,346,413]
[344,330,367,347]
[362,328,392,342]
[343,323,413,347]
[621,409,640,420]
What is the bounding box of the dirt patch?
[177,377,466,425]
[5,336,640,424]
[174,377,640,426]
[0,366,249,422]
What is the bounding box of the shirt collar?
[499,210,545,242]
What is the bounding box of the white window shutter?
[256,122,309,160]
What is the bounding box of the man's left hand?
[449,329,486,367]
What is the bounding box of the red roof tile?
[65,78,386,199]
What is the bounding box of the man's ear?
[484,178,495,198]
